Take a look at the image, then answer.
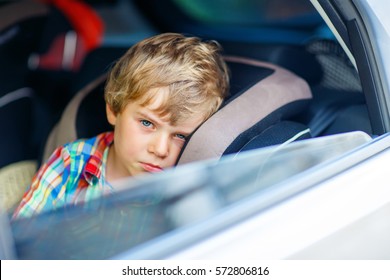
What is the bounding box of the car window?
[10,131,372,259]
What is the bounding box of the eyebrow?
[137,110,164,126]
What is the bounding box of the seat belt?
[308,105,340,137]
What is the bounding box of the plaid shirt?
[13,132,114,219]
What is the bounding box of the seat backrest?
[42,54,312,164]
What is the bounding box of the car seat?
[177,56,312,164]
[42,53,312,165]
[0,0,105,166]
[0,0,105,212]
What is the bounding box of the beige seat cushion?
[0,160,37,213]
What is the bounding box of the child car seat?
[178,56,312,164]
[42,52,312,164]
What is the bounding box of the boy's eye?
[176,134,187,140]
[141,120,153,127]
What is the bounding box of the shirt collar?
[84,132,114,184]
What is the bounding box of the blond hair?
[104,33,229,124]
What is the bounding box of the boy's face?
[106,87,205,179]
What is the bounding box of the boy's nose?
[148,133,169,158]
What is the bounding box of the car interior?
[0,0,371,216]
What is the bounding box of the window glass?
[11,131,371,259]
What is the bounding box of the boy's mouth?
[140,162,163,173]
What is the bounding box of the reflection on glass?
[11,131,371,259]
[0,207,16,259]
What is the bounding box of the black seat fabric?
[76,78,111,138]
[0,88,36,168]
[42,54,312,164]
[236,121,311,153]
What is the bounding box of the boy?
[13,33,230,219]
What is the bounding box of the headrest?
[177,56,312,164]
[42,56,312,165]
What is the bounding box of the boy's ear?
[106,104,117,126]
